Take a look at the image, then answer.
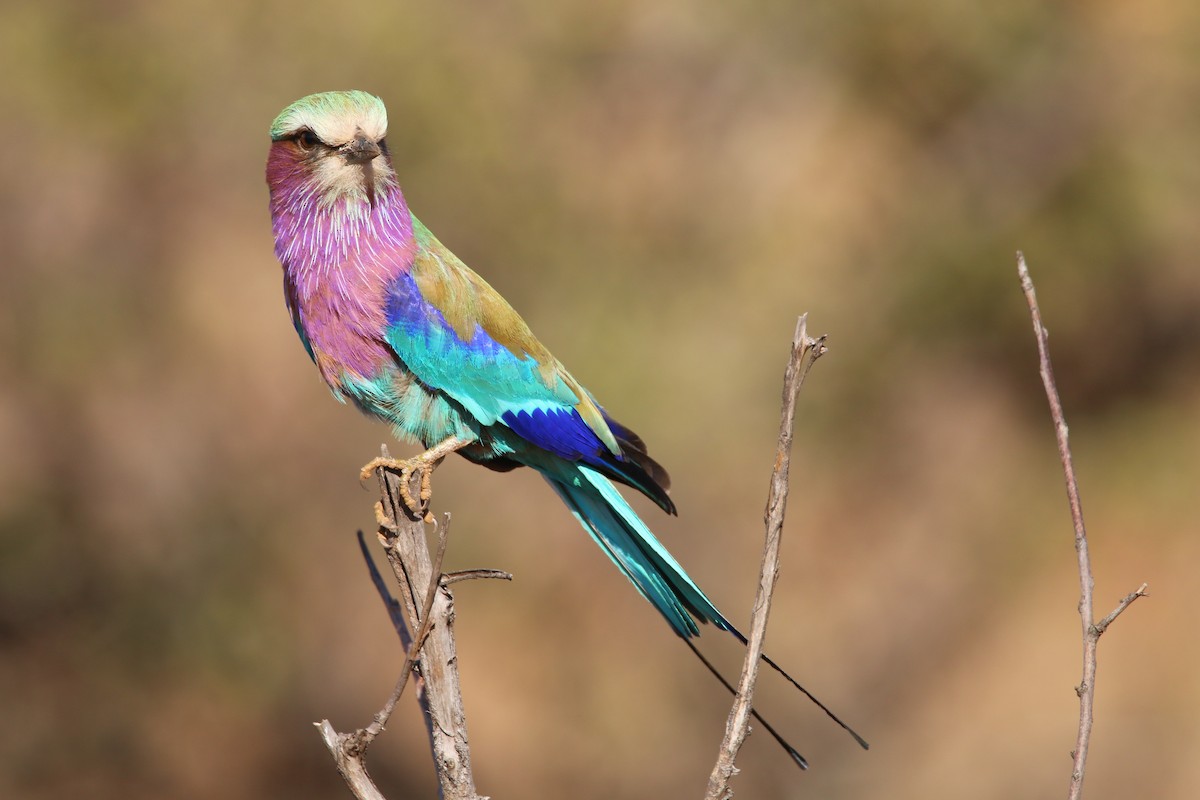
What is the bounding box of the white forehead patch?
[270,91,388,145]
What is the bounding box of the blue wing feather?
[384,269,578,417]
[502,407,608,462]
[384,270,612,460]
[381,232,674,512]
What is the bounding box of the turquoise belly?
[339,369,490,452]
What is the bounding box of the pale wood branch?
[704,314,827,800]
[318,445,509,800]
[1017,252,1148,800]
[1093,583,1149,637]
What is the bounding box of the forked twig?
[1017,252,1148,800]
[318,448,499,800]
[349,516,452,752]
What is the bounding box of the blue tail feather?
[544,464,729,638]
[543,462,871,755]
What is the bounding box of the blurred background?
[2,1,1197,798]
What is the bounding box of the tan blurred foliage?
[1,1,1198,798]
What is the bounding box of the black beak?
[343,134,381,164]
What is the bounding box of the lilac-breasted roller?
[266,91,865,766]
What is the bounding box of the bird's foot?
[360,436,474,523]
[360,455,439,521]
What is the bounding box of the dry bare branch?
[704,314,827,800]
[318,446,506,800]
[1017,252,1148,800]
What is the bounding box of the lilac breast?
[270,159,417,387]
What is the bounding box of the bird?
[266,90,866,767]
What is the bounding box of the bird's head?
[267,91,395,208]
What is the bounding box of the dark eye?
[295,129,320,151]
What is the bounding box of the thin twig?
[443,569,514,586]
[356,530,411,648]
[350,517,451,751]
[705,314,827,800]
[1093,583,1149,636]
[1017,252,1148,800]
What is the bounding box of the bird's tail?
[545,463,728,639]
[543,464,869,761]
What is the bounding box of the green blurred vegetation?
[2,1,1198,798]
